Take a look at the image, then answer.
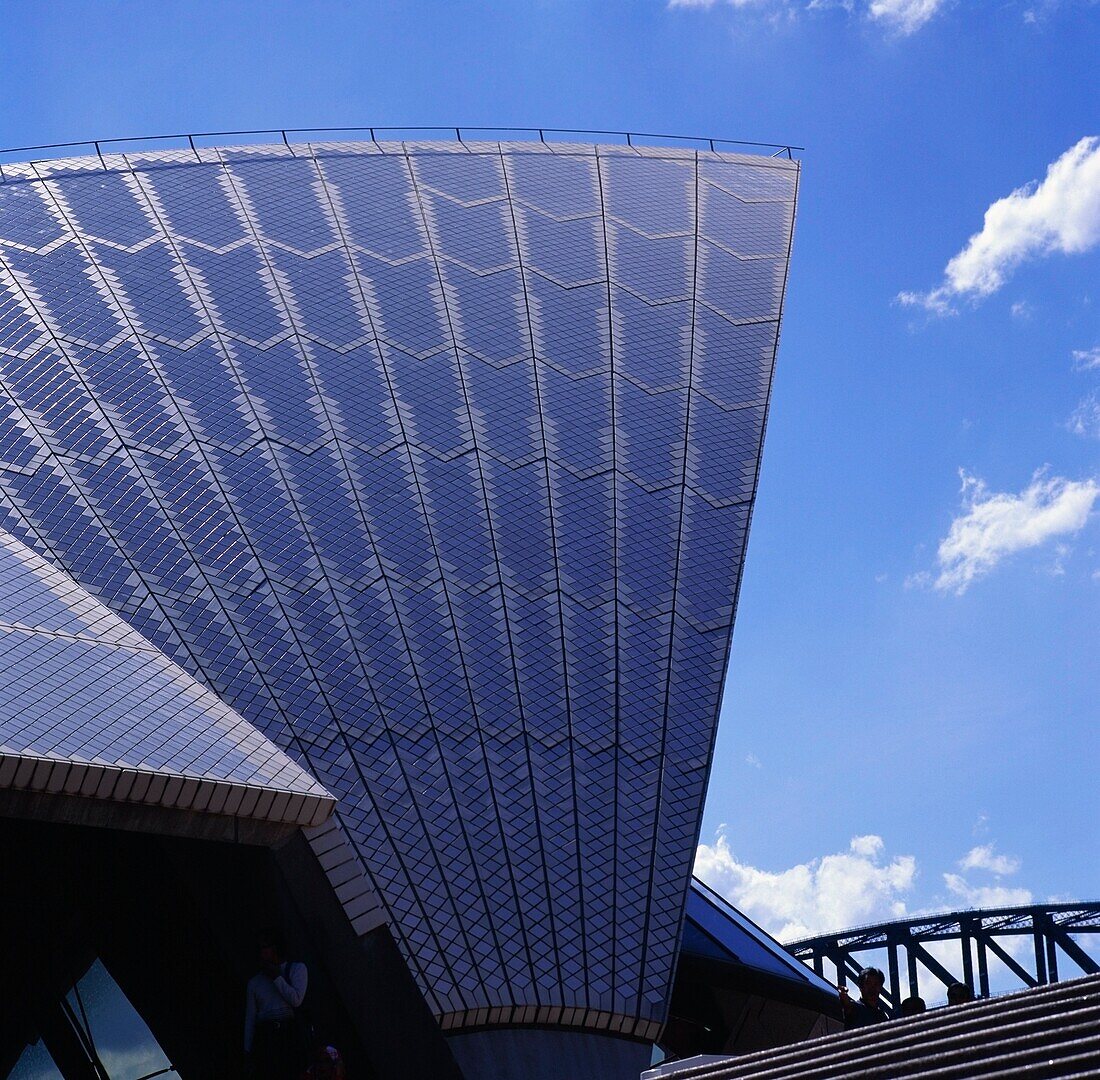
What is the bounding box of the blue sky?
[2,0,1097,948]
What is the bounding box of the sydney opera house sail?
[0,139,798,1041]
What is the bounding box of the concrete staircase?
[653,974,1100,1079]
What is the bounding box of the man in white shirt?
[244,930,309,1079]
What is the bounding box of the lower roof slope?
[0,528,334,827]
[658,973,1100,1079]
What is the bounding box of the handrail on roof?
[0,125,804,170]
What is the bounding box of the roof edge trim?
[0,749,335,828]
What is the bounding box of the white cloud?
[900,137,1100,313]
[694,830,917,941]
[943,872,1033,908]
[896,286,956,317]
[668,0,780,7]
[1021,0,1091,25]
[669,0,943,31]
[931,469,1099,593]
[959,844,1021,876]
[1072,345,1100,371]
[745,752,763,768]
[1068,392,1100,438]
[868,0,944,34]
[1048,541,1071,576]
[849,834,884,857]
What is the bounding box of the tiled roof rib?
[0,139,797,1032]
[659,974,1100,1079]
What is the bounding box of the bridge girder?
[786,901,1100,1009]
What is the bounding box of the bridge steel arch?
[786,902,1100,1010]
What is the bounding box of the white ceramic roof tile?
[0,529,334,827]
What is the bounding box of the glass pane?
[8,1039,63,1080]
[65,959,174,1079]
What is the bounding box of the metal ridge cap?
[0,124,805,168]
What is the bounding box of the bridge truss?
[786,901,1100,1010]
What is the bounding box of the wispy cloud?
[1068,391,1100,438]
[867,0,945,34]
[695,830,916,941]
[668,0,944,32]
[668,0,780,8]
[959,844,1021,876]
[924,469,1099,594]
[943,873,1033,908]
[1021,0,1097,25]
[1072,345,1100,371]
[899,137,1100,314]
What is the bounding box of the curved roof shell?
[0,139,798,1036]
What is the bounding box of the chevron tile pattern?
[0,140,798,1035]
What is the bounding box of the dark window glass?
[8,1039,63,1080]
[65,959,174,1079]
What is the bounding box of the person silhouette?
[899,995,927,1017]
[839,967,890,1028]
[244,929,309,1080]
[947,982,974,1006]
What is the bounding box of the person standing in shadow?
[244,929,309,1080]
